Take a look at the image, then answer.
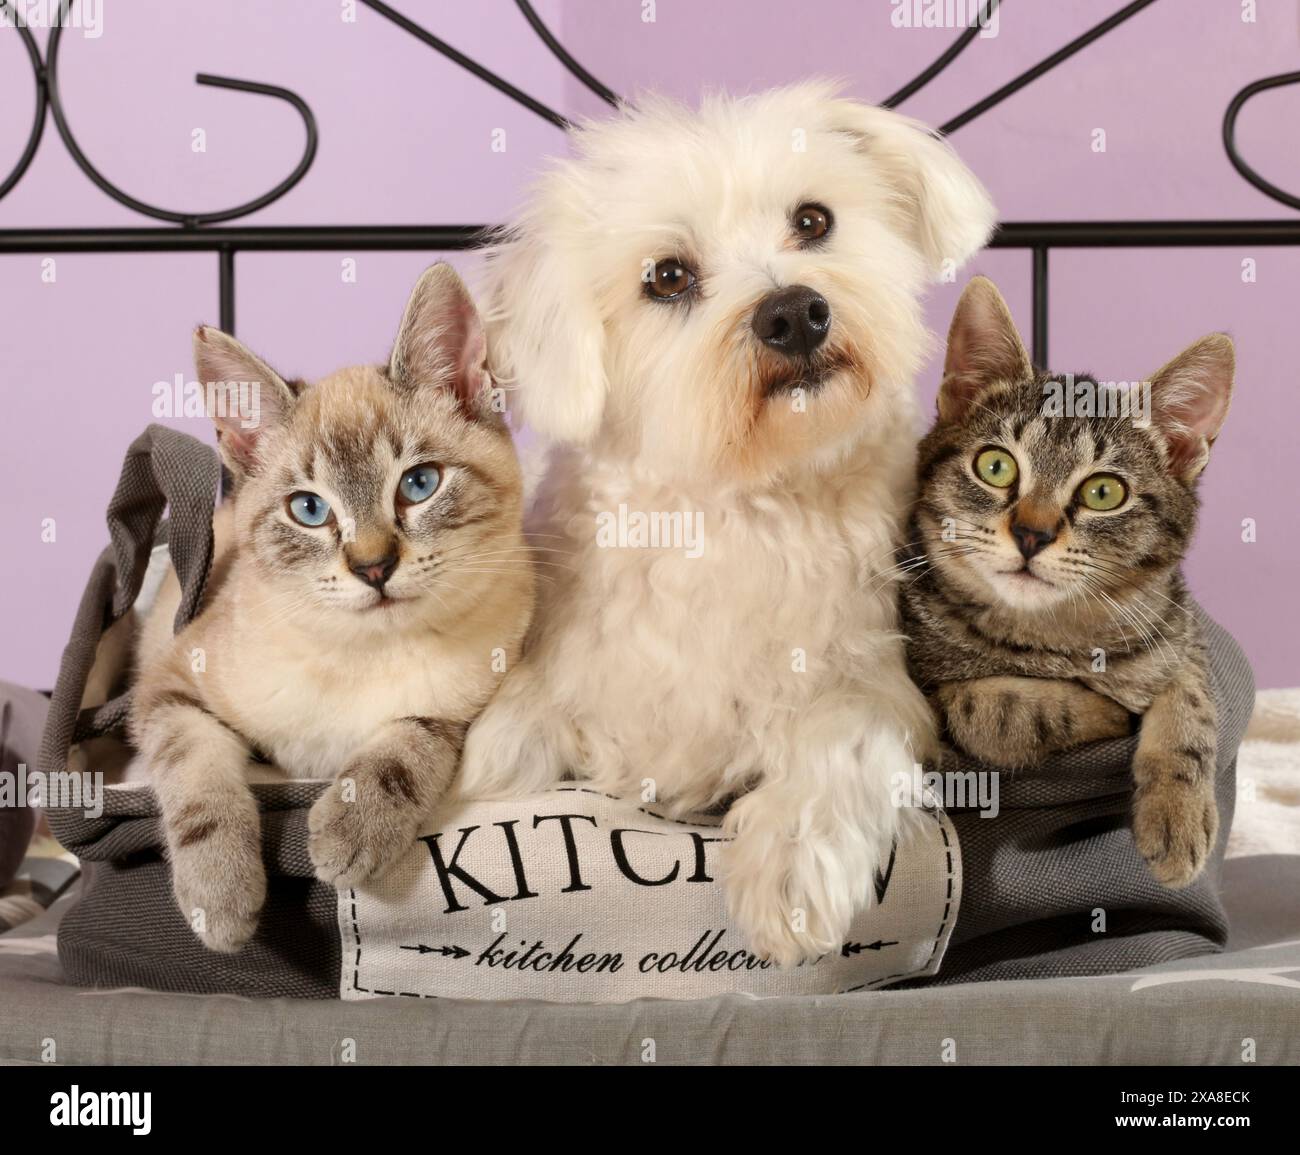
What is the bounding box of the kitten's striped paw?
[170,827,266,953]
[308,773,420,890]
[1131,757,1218,889]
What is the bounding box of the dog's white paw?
[722,827,852,968]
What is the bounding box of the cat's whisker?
[443,567,557,585]
[855,521,991,567]
[420,552,562,581]
[1092,585,1176,669]
[1116,593,1180,670]
[433,556,572,575]
[857,545,982,595]
[442,542,574,557]
[414,566,558,591]
[449,554,575,571]
[1080,556,1196,619]
[1065,557,1184,669]
[868,547,986,597]
[433,545,577,570]
[1078,576,1139,654]
[1075,575,1129,648]
[932,514,994,535]
[229,586,315,626]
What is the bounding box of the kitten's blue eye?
[398,464,441,506]
[287,492,331,527]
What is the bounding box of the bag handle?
[106,423,222,633]
[39,426,222,774]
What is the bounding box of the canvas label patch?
[340,787,960,1003]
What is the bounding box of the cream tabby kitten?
[130,263,534,952]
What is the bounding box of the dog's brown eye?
[646,259,695,300]
[793,203,832,244]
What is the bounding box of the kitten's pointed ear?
[389,263,496,421]
[938,276,1033,423]
[193,326,296,477]
[1147,333,1234,483]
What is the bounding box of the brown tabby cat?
[902,276,1234,888]
[130,263,534,952]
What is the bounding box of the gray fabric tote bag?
[38,425,1254,998]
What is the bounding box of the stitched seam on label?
[347,886,441,1000]
[842,806,957,992]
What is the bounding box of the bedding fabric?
[1227,688,1300,858]
[1,853,1298,1065]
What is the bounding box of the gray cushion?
[1,854,1298,1065]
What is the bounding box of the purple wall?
[2,1,1297,688]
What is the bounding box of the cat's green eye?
[1078,473,1128,511]
[287,491,332,527]
[974,448,1018,489]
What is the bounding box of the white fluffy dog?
[458,82,996,965]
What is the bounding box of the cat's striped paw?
[1131,757,1218,889]
[170,829,266,953]
[307,773,420,890]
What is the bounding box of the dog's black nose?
[1011,522,1056,560]
[350,553,399,590]
[753,285,831,358]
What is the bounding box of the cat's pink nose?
[350,554,399,590]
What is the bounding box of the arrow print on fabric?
[400,943,470,959]
[841,940,899,957]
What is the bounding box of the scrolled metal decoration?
[42,5,317,226]
[1223,70,1300,213]
[514,0,621,109]
[882,0,999,109]
[359,0,577,130]
[2,0,318,225]
[0,2,47,201]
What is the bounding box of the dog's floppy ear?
[482,208,609,444]
[831,101,996,277]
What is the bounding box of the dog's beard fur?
[461,81,996,966]
[692,289,902,484]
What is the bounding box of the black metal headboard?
[3,0,1299,368]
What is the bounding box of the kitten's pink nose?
[350,553,399,590]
